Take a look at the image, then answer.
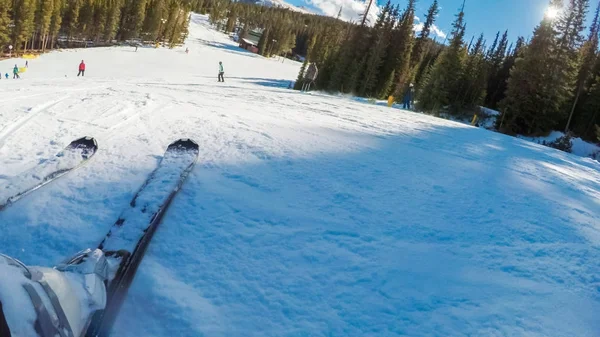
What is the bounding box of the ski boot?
[0,249,112,337]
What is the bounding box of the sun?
[545,6,560,19]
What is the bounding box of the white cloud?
[412,22,446,39]
[430,25,446,39]
[307,0,379,24]
[413,23,446,39]
[306,0,446,39]
[413,22,424,31]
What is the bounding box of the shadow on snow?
[1,121,599,336]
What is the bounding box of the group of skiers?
[0,64,22,79]
[1,57,229,82]
[1,60,86,80]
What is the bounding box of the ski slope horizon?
[1,13,600,337]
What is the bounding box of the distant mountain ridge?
[237,0,313,14]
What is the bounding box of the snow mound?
[518,131,600,159]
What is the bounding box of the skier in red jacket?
[78,60,85,77]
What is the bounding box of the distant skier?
[403,83,414,110]
[135,45,138,52]
[302,63,318,92]
[218,61,225,82]
[4,73,8,79]
[186,47,189,54]
[78,60,86,77]
[25,60,28,68]
[12,65,19,79]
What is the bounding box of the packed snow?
[1,14,600,337]
[101,140,198,252]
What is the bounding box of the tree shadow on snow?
[1,120,600,336]
[195,38,258,58]
[225,77,293,89]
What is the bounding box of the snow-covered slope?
[1,14,600,337]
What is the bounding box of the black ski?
[85,138,199,337]
[0,137,98,211]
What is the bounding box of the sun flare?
[545,6,560,19]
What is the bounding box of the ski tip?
[168,139,199,152]
[68,137,98,151]
[65,137,98,160]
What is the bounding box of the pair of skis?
[0,137,200,337]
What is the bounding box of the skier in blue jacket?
[403,83,414,109]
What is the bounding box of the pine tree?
[575,62,600,139]
[225,3,237,33]
[485,30,509,107]
[495,31,509,61]
[342,26,370,93]
[77,0,95,39]
[0,0,11,48]
[104,0,123,42]
[487,36,524,109]
[566,0,598,133]
[0,0,195,52]
[456,33,487,110]
[372,4,400,97]
[118,0,148,40]
[143,0,167,41]
[554,0,589,130]
[392,0,416,98]
[64,0,83,41]
[12,0,36,51]
[499,0,569,135]
[326,28,355,92]
[414,37,443,86]
[328,23,370,94]
[48,0,64,49]
[571,51,600,139]
[357,0,391,96]
[486,32,500,61]
[209,0,229,30]
[163,0,181,44]
[258,26,270,55]
[166,1,188,47]
[36,0,54,50]
[416,2,467,114]
[410,0,439,72]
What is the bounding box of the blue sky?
[287,0,599,46]
[427,0,554,43]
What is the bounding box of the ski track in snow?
[0,14,600,337]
